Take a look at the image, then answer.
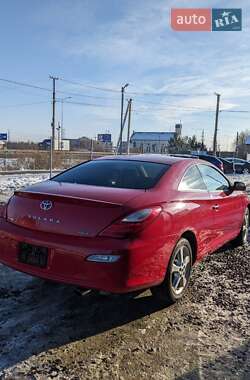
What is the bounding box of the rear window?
[52,160,170,189]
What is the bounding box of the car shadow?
[0,237,248,373]
[0,276,168,371]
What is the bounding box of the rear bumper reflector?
[86,255,121,263]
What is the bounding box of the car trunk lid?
[7,180,142,237]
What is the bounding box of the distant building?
[245,136,250,145]
[0,141,6,150]
[245,136,250,160]
[38,139,51,150]
[175,123,182,136]
[38,138,70,151]
[130,124,181,153]
[54,139,70,151]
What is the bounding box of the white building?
[130,124,182,153]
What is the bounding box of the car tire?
[233,208,249,247]
[151,238,193,305]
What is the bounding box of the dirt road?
[0,241,249,379]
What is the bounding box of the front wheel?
[151,238,192,305]
[233,208,249,247]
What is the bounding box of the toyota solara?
[0,155,248,304]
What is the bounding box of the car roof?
[96,154,195,165]
[193,153,221,161]
[220,157,231,162]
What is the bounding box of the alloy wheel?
[171,245,192,295]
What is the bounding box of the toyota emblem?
[40,200,53,211]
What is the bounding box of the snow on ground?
[0,172,249,204]
[0,173,250,194]
[0,173,49,196]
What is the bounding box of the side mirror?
[233,181,246,192]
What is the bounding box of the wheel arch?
[247,204,250,215]
[181,230,197,264]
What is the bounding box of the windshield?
[52,160,170,190]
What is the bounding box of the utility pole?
[127,99,132,154]
[213,92,221,156]
[116,100,130,154]
[90,138,94,160]
[235,131,239,157]
[61,96,71,139]
[57,122,61,151]
[201,129,205,151]
[119,83,129,154]
[49,75,58,178]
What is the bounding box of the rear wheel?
[151,238,192,305]
[233,208,249,247]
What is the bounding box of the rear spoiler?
[14,190,123,208]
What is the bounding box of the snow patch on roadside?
[0,174,49,195]
[0,173,249,199]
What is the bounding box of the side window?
[198,165,229,192]
[179,165,207,191]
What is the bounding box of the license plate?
[18,243,48,268]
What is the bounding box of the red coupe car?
[0,155,248,304]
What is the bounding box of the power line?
[59,77,211,97]
[128,90,210,97]
[0,101,50,108]
[130,97,214,109]
[1,77,250,115]
[57,90,119,101]
[221,109,250,113]
[133,106,214,113]
[64,100,212,112]
[59,78,120,93]
[0,77,120,101]
[64,100,115,108]
[0,78,51,92]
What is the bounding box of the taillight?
[220,163,224,172]
[99,206,162,238]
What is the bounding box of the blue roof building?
[130,125,181,153]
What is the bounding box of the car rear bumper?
[0,218,176,293]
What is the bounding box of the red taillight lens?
[99,206,162,238]
[220,163,224,172]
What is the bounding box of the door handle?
[212,204,220,210]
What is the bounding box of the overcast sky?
[0,0,250,149]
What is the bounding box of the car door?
[198,164,244,249]
[177,164,216,257]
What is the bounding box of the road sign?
[0,133,8,141]
[97,134,111,143]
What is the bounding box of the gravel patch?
[0,242,249,379]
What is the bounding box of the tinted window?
[179,165,207,191]
[52,160,170,189]
[198,165,229,192]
